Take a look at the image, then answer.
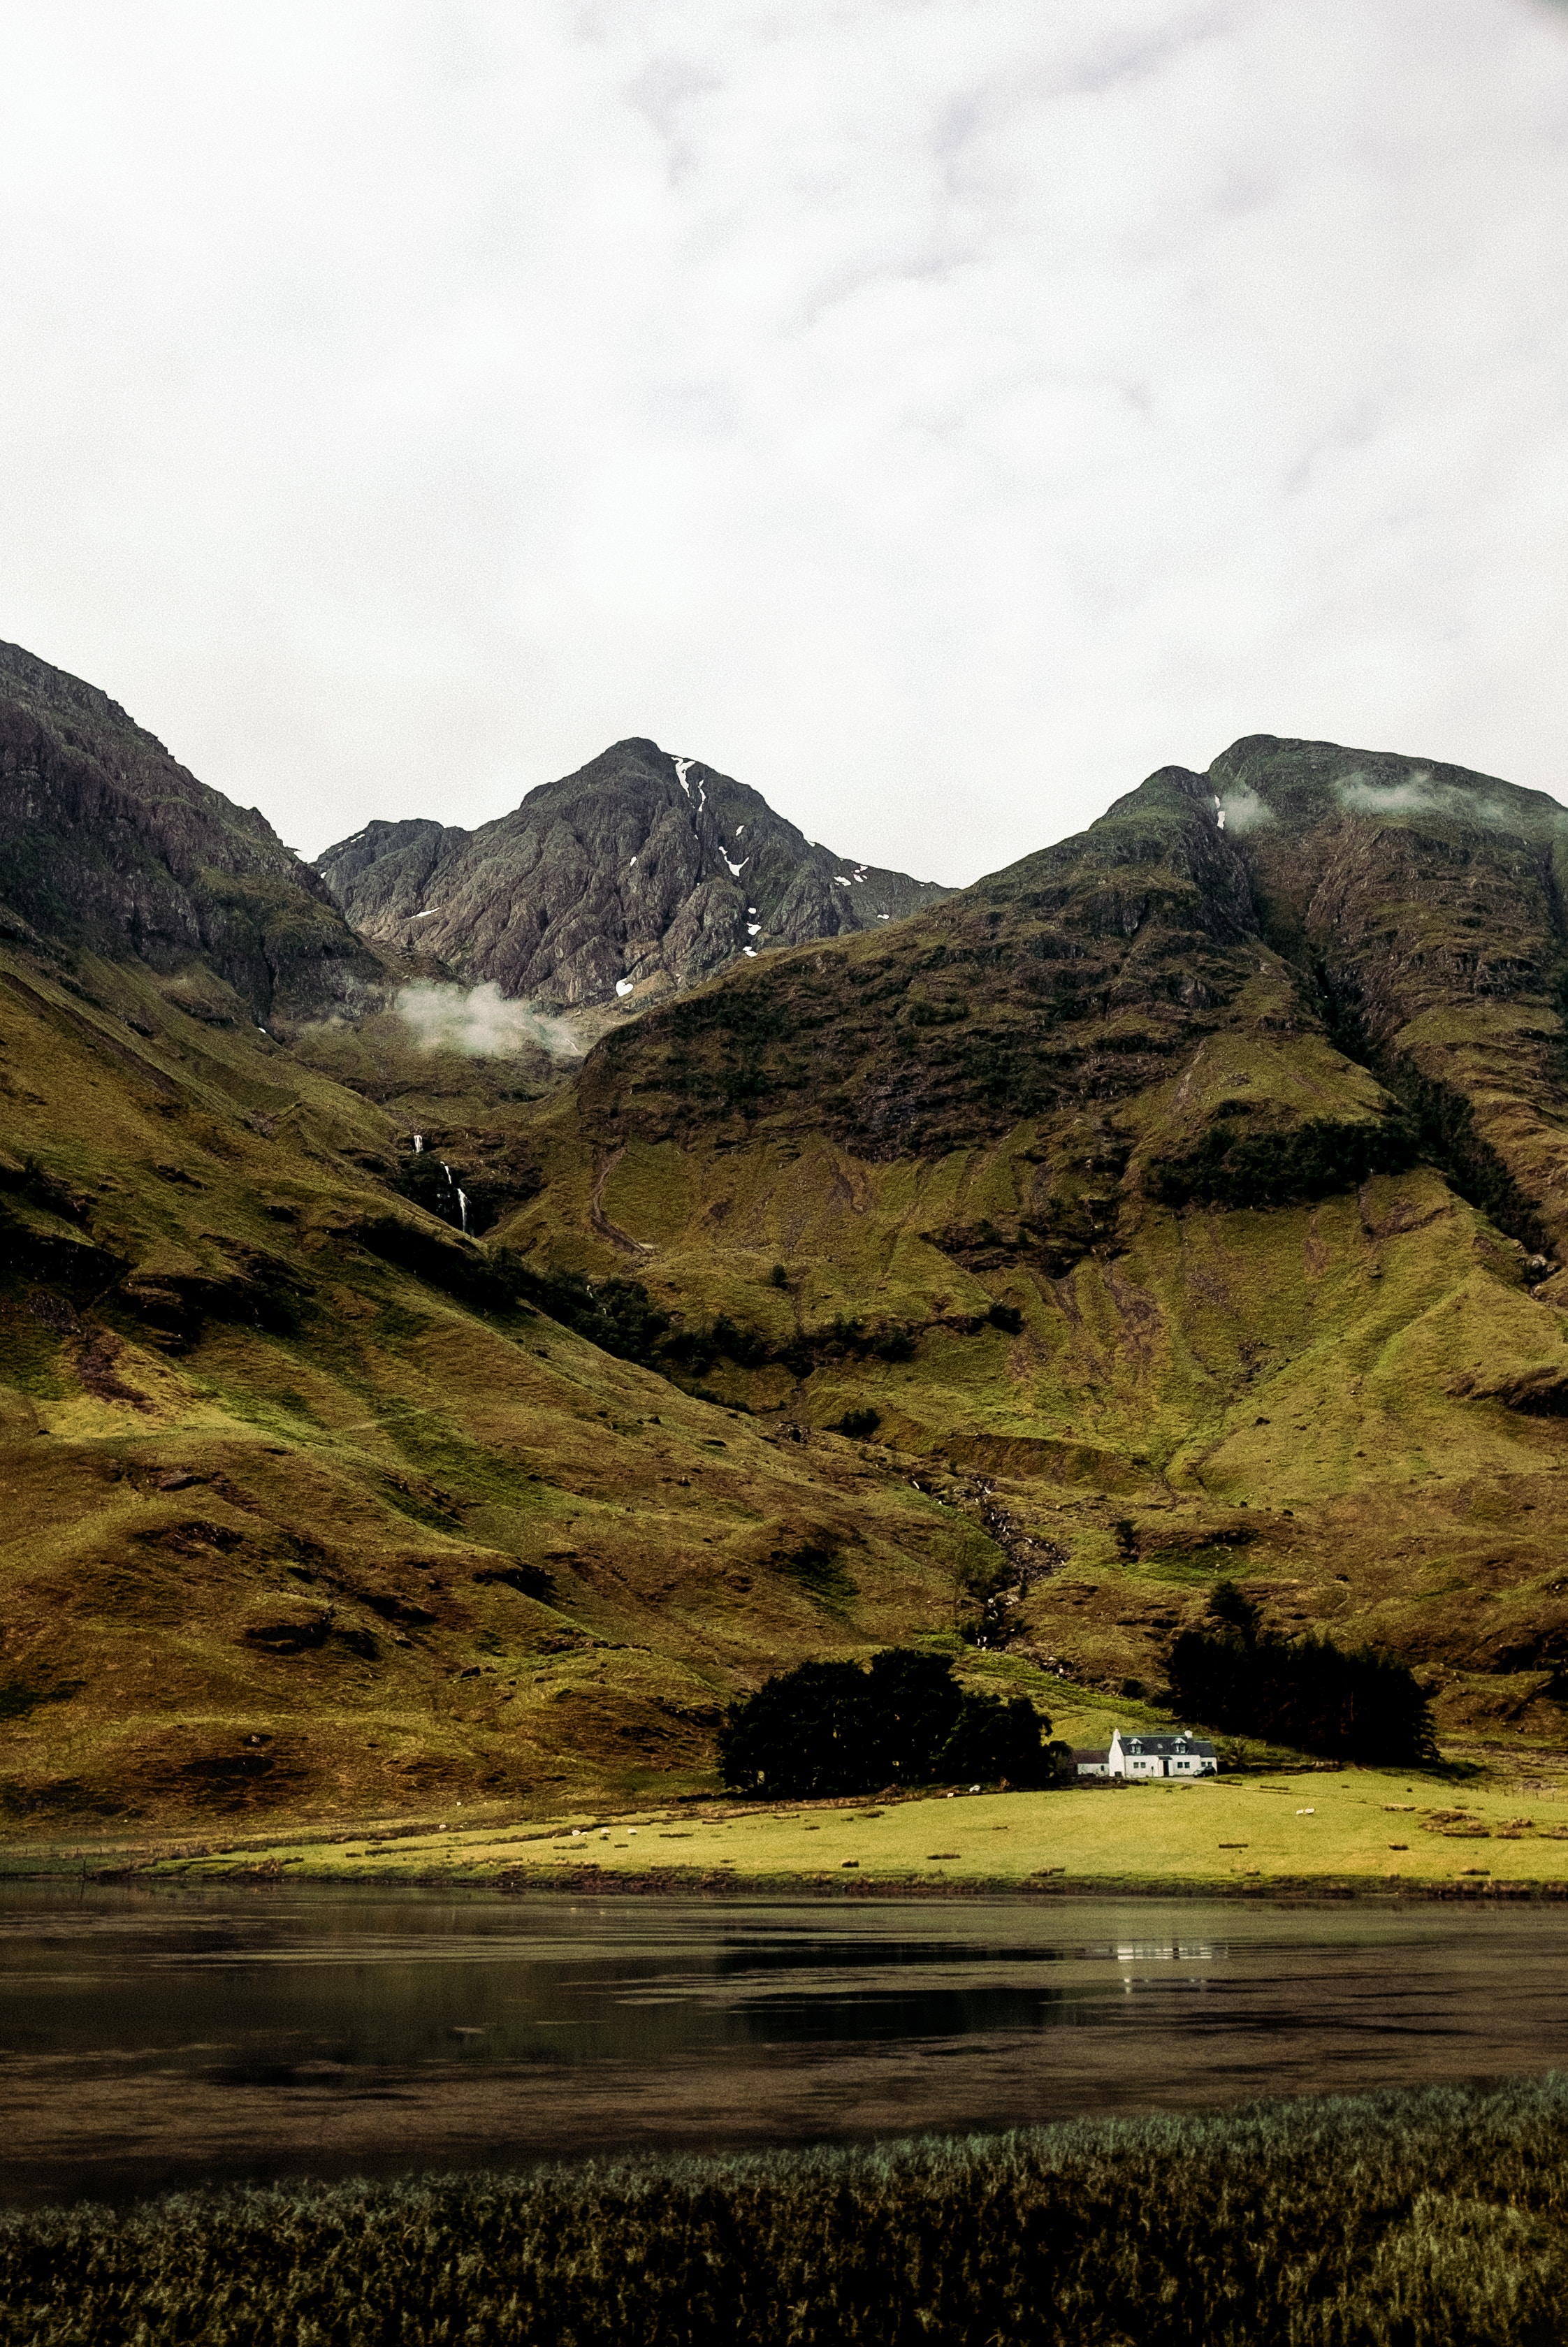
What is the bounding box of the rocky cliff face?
[1210,735,1568,1251]
[0,641,383,1027]
[551,734,1568,1242]
[314,737,951,1008]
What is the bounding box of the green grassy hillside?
[495,741,1568,1750]
[9,711,1568,1825]
[0,946,1011,1825]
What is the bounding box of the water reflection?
[1,1885,1567,2205]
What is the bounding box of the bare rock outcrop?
[314,737,950,1008]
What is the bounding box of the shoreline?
[8,1858,1568,1905]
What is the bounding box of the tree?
[717,1649,1052,1796]
[1207,1578,1261,1641]
[715,1661,873,1799]
[1166,1583,1433,1764]
[865,1648,964,1784]
[938,1692,1048,1784]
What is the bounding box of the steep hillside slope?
[314,736,950,1008]
[497,740,1568,1745]
[0,641,384,1027]
[12,676,1568,1827]
[0,939,999,1827]
[1212,736,1568,1254]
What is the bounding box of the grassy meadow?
[21,1746,1555,1893]
[6,2077,1568,2345]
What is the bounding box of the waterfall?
[435,1160,467,1235]
[412,1133,423,1154]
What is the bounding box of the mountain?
[8,658,1568,1831]
[313,736,952,1008]
[497,736,1568,1745]
[0,654,985,1829]
[0,887,993,1829]
[0,640,384,1029]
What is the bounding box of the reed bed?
[5,2077,1567,2346]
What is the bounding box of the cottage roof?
[1115,1731,1217,1757]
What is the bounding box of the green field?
[25,1751,1548,1893]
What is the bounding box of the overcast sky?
[3,1,1567,883]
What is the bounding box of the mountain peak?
[314,739,952,1009]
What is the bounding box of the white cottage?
[1108,1729,1217,1779]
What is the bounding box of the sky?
[2,1,1567,885]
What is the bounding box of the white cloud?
[1,0,1567,883]
[395,980,582,1059]
[1335,773,1445,816]
[1333,766,1525,827]
[1215,785,1272,834]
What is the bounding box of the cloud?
[1,1,1568,882]
[395,981,583,1060]
[1215,785,1272,834]
[1333,768,1520,828]
[1335,772,1444,815]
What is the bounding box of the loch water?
[3,1884,1567,2206]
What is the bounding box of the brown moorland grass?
[4,2077,1568,2345]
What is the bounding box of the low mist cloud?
[1336,771,1444,815]
[395,982,583,1060]
[1217,786,1273,836]
[1333,769,1528,833]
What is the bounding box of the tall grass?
[5,2078,1568,2346]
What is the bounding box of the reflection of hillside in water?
[2,1888,1566,2207]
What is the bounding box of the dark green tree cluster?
[1166,1583,1434,1763]
[494,1258,941,1384]
[1392,1066,1549,1256]
[1149,1113,1418,1212]
[496,1259,674,1365]
[717,1649,1053,1797]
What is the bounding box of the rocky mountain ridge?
[313,736,951,1009]
[0,639,384,1029]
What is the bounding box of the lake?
[3,1884,1567,2206]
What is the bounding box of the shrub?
[709,1314,771,1368]
[872,1329,917,1362]
[493,1256,673,1367]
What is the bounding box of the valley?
[6,639,1568,1831]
